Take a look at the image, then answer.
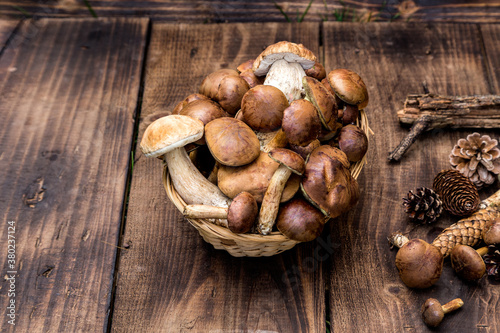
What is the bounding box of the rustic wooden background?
[0,3,499,333]
[1,0,500,23]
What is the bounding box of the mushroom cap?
[252,41,317,76]
[227,191,258,234]
[277,198,326,242]
[240,85,289,132]
[301,145,359,218]
[172,93,210,115]
[199,69,239,99]
[303,76,339,131]
[179,99,228,144]
[482,218,500,245]
[421,298,444,327]
[205,117,260,167]
[239,69,264,88]
[218,151,300,203]
[282,99,321,147]
[450,245,486,281]
[341,104,360,125]
[140,115,204,158]
[268,148,305,175]
[327,69,369,109]
[305,61,326,81]
[237,59,255,73]
[290,139,321,160]
[395,239,443,289]
[337,124,368,162]
[216,74,250,115]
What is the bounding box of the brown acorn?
[433,169,480,216]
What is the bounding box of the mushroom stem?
[441,298,464,314]
[258,165,293,235]
[165,147,230,208]
[183,205,229,220]
[477,246,489,257]
[388,232,409,249]
[264,59,306,103]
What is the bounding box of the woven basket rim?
[162,110,371,256]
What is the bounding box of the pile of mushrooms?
[140,41,370,243]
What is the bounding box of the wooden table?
[0,18,499,332]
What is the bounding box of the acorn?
[433,169,480,216]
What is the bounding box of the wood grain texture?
[481,24,500,93]
[1,0,500,23]
[0,17,148,332]
[0,19,19,50]
[111,22,327,332]
[324,22,499,332]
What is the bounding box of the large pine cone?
[433,169,480,216]
[450,132,500,188]
[403,187,442,224]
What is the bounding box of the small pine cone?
[431,207,500,257]
[450,132,500,189]
[402,187,443,224]
[483,245,500,280]
[433,169,480,216]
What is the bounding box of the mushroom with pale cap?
[258,148,305,235]
[421,298,464,328]
[182,191,258,234]
[140,114,230,208]
[277,198,327,242]
[450,244,488,281]
[301,145,359,218]
[252,41,317,103]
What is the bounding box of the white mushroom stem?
[183,204,229,227]
[258,165,293,235]
[388,232,409,249]
[264,59,306,103]
[165,147,230,208]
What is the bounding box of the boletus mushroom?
[276,198,327,242]
[300,145,359,218]
[450,245,488,281]
[258,148,305,235]
[327,69,369,110]
[336,124,368,163]
[421,298,464,328]
[252,41,317,103]
[140,114,230,208]
[388,233,444,289]
[182,191,258,234]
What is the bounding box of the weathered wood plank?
[0,17,148,332]
[111,22,326,332]
[324,22,499,332]
[481,24,500,93]
[1,0,500,23]
[0,19,18,50]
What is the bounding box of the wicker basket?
[163,110,371,257]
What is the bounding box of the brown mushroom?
[303,76,340,132]
[450,245,488,281]
[237,59,255,73]
[179,99,228,144]
[482,218,500,245]
[301,145,359,218]
[172,93,210,115]
[305,61,326,81]
[240,85,289,133]
[217,151,300,203]
[388,233,444,289]
[421,298,464,328]
[205,117,260,167]
[253,41,317,103]
[327,69,369,109]
[258,149,305,235]
[336,124,368,162]
[199,69,239,99]
[276,198,327,242]
[290,139,321,160]
[182,191,258,234]
[282,99,321,147]
[239,69,264,88]
[140,115,230,208]
[215,74,250,115]
[341,103,360,125]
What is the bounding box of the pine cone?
[403,187,442,224]
[432,207,500,257]
[433,169,480,216]
[483,245,500,280]
[450,132,500,188]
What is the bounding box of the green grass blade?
[82,0,98,18]
[273,1,291,22]
[298,0,314,22]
